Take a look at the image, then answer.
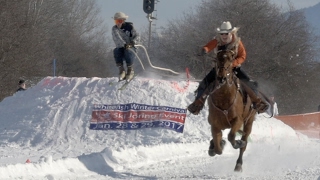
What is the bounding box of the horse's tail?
[258,90,274,118]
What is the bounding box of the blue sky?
[97,0,320,31]
[97,0,201,31]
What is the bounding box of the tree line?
[0,0,112,100]
[145,0,320,115]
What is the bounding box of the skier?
[187,21,269,115]
[112,12,139,81]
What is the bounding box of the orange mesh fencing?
[275,112,320,130]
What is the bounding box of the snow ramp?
[0,76,310,179]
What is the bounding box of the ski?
[109,79,123,86]
[118,74,137,90]
[109,75,129,86]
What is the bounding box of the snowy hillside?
[304,2,320,33]
[0,76,319,180]
[304,2,320,51]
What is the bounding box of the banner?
[89,103,187,133]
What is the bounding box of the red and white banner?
[90,103,187,133]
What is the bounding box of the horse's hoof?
[209,139,214,150]
[208,149,216,156]
[234,163,243,172]
[221,139,226,148]
[233,140,246,149]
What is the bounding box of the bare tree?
[0,0,111,100]
[46,0,110,77]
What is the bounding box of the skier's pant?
[113,47,136,67]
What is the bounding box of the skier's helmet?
[113,12,128,20]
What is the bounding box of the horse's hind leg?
[234,148,245,172]
[234,119,253,172]
[234,133,249,172]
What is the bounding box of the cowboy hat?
[216,21,236,33]
[113,12,129,20]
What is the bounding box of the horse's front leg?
[228,117,246,149]
[208,126,226,156]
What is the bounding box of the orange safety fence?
[275,112,320,139]
[275,112,320,130]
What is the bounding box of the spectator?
[16,79,26,92]
[267,95,279,116]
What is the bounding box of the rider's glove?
[198,48,207,56]
[201,48,207,55]
[124,42,135,49]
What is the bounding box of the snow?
[0,76,319,180]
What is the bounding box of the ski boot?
[126,66,134,81]
[117,64,126,81]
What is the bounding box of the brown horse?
[207,50,257,172]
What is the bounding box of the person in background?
[16,79,26,92]
[187,21,268,115]
[112,12,139,81]
[267,95,279,116]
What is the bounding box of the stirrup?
[254,101,269,113]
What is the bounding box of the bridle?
[215,50,235,87]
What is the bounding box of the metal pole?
[148,14,152,48]
[53,59,56,77]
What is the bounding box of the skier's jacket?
[112,22,139,48]
[203,33,246,67]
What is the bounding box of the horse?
[207,49,257,172]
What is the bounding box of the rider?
[112,12,139,81]
[187,21,269,115]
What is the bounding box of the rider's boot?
[187,80,212,115]
[242,80,269,113]
[117,63,126,81]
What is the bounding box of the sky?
[97,0,320,31]
[0,73,319,179]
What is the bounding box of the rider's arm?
[233,41,246,67]
[112,25,126,48]
[203,39,218,53]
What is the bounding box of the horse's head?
[215,50,235,84]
